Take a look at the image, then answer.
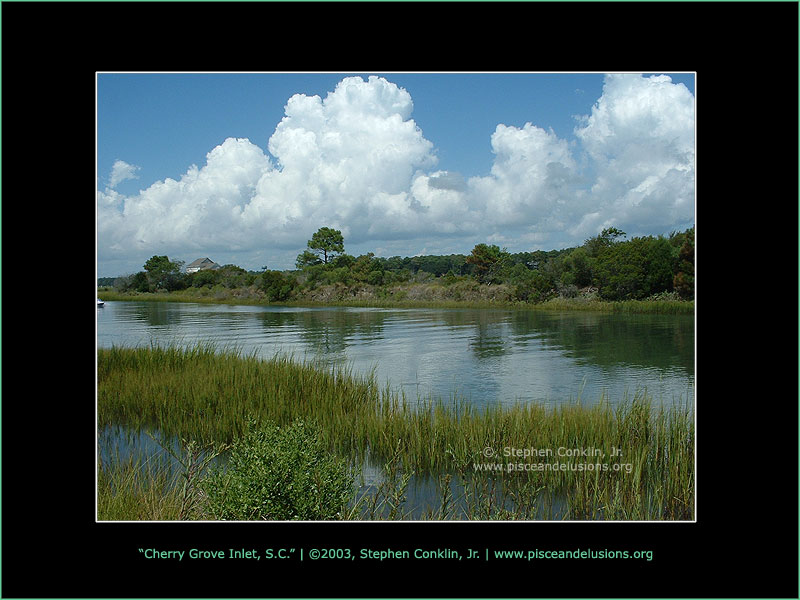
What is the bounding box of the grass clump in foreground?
[98,448,185,521]
[97,344,694,521]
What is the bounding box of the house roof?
[186,257,221,271]
[187,257,216,268]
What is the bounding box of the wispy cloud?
[108,159,141,189]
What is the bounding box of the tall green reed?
[98,343,694,520]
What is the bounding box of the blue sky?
[97,72,695,277]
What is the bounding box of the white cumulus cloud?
[467,122,580,235]
[98,138,272,256]
[572,73,695,238]
[242,76,438,245]
[97,73,695,274]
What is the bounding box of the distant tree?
[344,252,386,285]
[592,236,674,300]
[584,227,626,257]
[644,237,676,295]
[592,241,643,300]
[260,270,297,301]
[411,254,463,277]
[191,269,218,288]
[560,247,593,288]
[143,255,185,291]
[296,250,322,269]
[211,265,249,288]
[114,271,150,293]
[508,264,554,303]
[132,272,151,293]
[307,227,344,265]
[330,253,355,269]
[384,256,405,272]
[367,269,385,286]
[523,249,566,271]
[673,227,695,299]
[466,243,511,284]
[143,255,172,275]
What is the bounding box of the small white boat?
[97,298,105,307]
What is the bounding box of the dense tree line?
[105,226,694,303]
[112,256,258,295]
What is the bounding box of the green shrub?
[593,236,675,301]
[260,270,297,301]
[673,228,694,299]
[510,268,554,303]
[367,269,385,286]
[201,419,353,521]
[327,267,353,286]
[114,271,151,293]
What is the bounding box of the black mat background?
[2,2,797,598]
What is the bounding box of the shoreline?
[97,289,694,314]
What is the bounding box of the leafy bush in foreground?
[201,419,353,521]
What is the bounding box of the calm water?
[97,301,694,408]
[97,300,694,519]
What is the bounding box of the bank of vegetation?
[98,227,694,314]
[98,344,695,521]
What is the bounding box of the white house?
[186,257,221,274]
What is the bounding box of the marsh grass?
[97,428,229,521]
[539,297,693,314]
[97,445,185,520]
[98,344,694,520]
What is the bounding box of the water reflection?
[291,309,388,358]
[98,302,694,520]
[98,301,694,408]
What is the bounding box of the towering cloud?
[466,122,579,238]
[572,74,695,237]
[242,76,438,244]
[97,73,694,272]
